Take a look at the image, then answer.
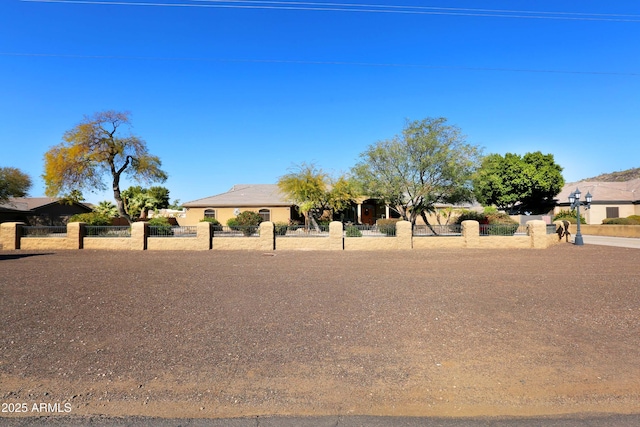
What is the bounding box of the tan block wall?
[344,237,400,250]
[212,237,263,250]
[413,236,465,249]
[181,207,291,226]
[84,238,133,250]
[1,219,569,251]
[20,238,70,250]
[478,236,530,249]
[275,237,331,250]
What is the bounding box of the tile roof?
[0,197,93,211]
[183,184,294,207]
[557,178,640,203]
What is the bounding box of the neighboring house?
[554,178,640,224]
[181,184,302,226]
[0,197,94,225]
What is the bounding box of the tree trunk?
[112,174,131,223]
[111,156,132,223]
[420,211,439,235]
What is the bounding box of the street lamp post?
[568,188,592,246]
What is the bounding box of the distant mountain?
[583,167,640,182]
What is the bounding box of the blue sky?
[2,0,639,205]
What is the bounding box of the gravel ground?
[1,245,639,420]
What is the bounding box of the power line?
[20,0,640,22]
[2,52,639,76]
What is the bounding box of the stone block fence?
[1,220,560,251]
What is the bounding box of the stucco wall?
[181,207,291,226]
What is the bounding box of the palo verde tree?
[43,111,167,222]
[352,117,482,228]
[0,167,32,203]
[277,163,359,230]
[472,151,564,214]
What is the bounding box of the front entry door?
[361,204,375,225]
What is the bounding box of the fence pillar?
[527,220,548,249]
[462,220,480,248]
[197,221,213,250]
[1,222,23,250]
[329,221,344,250]
[131,221,148,250]
[259,221,275,251]
[396,220,413,249]
[66,222,85,249]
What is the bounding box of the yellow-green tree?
[43,111,167,222]
[277,163,359,230]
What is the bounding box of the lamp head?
[574,188,581,200]
[585,191,593,203]
[568,192,575,204]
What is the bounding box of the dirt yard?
[1,245,639,420]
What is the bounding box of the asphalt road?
[3,413,640,426]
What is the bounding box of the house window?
[204,209,216,219]
[606,207,619,218]
[258,209,271,222]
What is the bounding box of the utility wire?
[2,52,639,76]
[20,0,640,22]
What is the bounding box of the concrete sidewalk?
[577,235,640,249]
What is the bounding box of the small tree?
[0,167,32,203]
[352,117,482,229]
[43,110,167,223]
[278,163,359,230]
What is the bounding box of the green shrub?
[553,209,585,224]
[274,222,289,235]
[376,218,399,236]
[455,210,487,224]
[602,217,640,225]
[148,217,173,236]
[345,225,362,237]
[229,211,262,236]
[68,212,111,226]
[627,215,640,224]
[200,217,222,230]
[200,217,221,225]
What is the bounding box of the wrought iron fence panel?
[277,224,330,237]
[148,225,197,237]
[20,226,67,237]
[213,225,259,237]
[479,224,522,236]
[85,226,131,237]
[413,224,461,236]
[344,224,395,237]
